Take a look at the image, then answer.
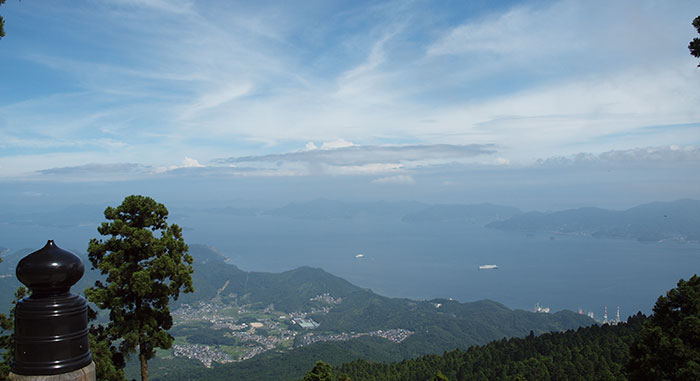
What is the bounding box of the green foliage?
[178,260,362,312]
[0,287,27,379]
[690,16,700,66]
[120,247,594,380]
[89,328,127,381]
[171,325,241,346]
[330,314,646,381]
[628,275,700,380]
[127,336,402,381]
[0,0,6,39]
[304,361,333,381]
[85,195,194,381]
[314,295,592,358]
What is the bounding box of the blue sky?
[1,0,699,184]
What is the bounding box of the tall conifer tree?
[690,16,700,67]
[86,195,194,381]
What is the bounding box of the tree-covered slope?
[127,246,594,380]
[328,313,646,381]
[315,294,592,357]
[178,248,363,312]
[144,336,404,381]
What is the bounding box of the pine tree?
[304,361,334,381]
[85,195,194,381]
[690,16,700,67]
[0,287,27,379]
[628,275,700,380]
[0,0,6,39]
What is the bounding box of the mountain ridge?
[487,199,700,242]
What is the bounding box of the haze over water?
[4,203,697,318]
[179,212,700,317]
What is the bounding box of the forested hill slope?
[179,244,364,311]
[181,245,592,329]
[183,246,592,337]
[4,244,595,381]
[328,313,646,380]
[134,245,594,380]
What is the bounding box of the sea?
[2,209,699,318]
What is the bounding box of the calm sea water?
[177,212,700,317]
[3,211,699,317]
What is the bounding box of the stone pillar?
[9,240,95,381]
[9,363,96,381]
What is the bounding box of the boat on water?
[355,253,365,259]
[534,303,550,313]
[478,264,498,270]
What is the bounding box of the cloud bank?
[23,144,700,183]
[216,144,496,166]
[535,146,700,168]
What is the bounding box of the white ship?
[534,303,550,313]
[355,253,365,259]
[478,264,498,270]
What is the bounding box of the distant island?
[260,199,700,243]
[487,199,700,243]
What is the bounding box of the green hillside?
[3,244,594,381]
[122,246,593,380]
[327,313,645,380]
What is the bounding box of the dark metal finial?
[12,240,92,375]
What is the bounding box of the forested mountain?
[304,274,700,381]
[122,245,593,380]
[325,313,646,380]
[487,199,700,242]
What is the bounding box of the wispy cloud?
[35,163,152,180]
[108,0,195,14]
[372,174,416,185]
[1,0,698,178]
[215,143,496,166]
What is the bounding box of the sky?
[1,0,699,209]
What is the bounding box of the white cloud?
[216,144,495,166]
[21,191,44,197]
[153,156,206,173]
[105,0,195,15]
[320,139,355,150]
[427,4,577,58]
[372,174,416,185]
[179,82,254,119]
[182,157,204,168]
[31,163,153,181]
[535,146,700,168]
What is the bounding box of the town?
[168,294,413,367]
